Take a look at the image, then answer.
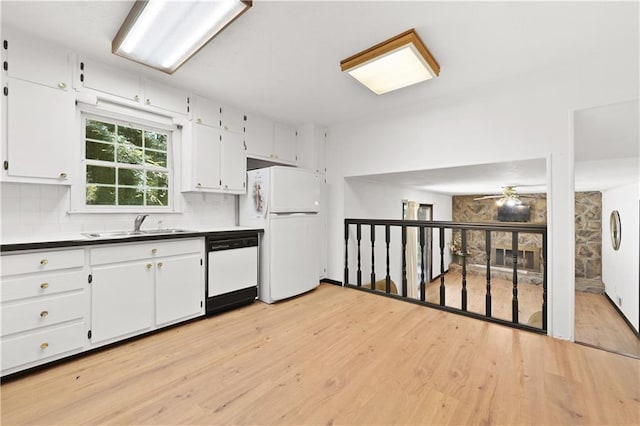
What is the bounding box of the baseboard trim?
[604,293,640,339]
[321,278,342,286]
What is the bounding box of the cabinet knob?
[224,125,229,131]
[40,282,49,289]
[146,263,152,269]
[40,259,48,266]
[40,342,49,350]
[196,183,202,188]
[40,310,49,318]
[151,248,157,255]
[145,98,151,105]
[197,118,202,124]
[157,262,163,268]
[59,172,67,179]
[58,82,66,89]
[134,95,140,101]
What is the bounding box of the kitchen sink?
[82,229,195,239]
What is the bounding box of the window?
[83,116,171,208]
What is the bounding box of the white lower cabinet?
[88,238,204,347]
[1,237,205,376]
[90,260,154,344]
[156,254,203,326]
[0,248,88,375]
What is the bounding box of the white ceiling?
[350,158,547,196]
[1,1,638,126]
[2,1,637,195]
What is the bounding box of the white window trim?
[70,102,183,213]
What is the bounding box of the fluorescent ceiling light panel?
[340,29,440,95]
[113,0,252,74]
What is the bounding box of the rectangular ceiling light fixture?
[112,0,252,74]
[340,29,440,95]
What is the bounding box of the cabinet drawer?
[1,322,85,372]
[1,270,86,303]
[90,238,202,265]
[1,249,84,276]
[1,292,86,337]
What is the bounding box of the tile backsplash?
[0,182,236,241]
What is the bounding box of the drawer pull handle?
[146,263,152,269]
[40,259,48,266]
[40,310,49,318]
[40,342,49,350]
[40,283,49,289]
[157,262,163,268]
[151,248,158,255]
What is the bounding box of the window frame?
[71,103,181,213]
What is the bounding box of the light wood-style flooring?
[2,284,638,425]
[424,270,543,327]
[575,290,640,357]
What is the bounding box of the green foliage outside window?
[85,118,170,207]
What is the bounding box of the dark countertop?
[1,227,264,252]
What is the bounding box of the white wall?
[602,182,639,332]
[326,47,639,340]
[343,178,452,295]
[0,182,236,242]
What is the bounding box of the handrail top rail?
[345,218,547,234]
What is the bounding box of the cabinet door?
[6,78,74,181]
[80,58,141,102]
[91,261,154,343]
[245,114,274,159]
[273,122,297,163]
[221,131,246,192]
[314,128,327,175]
[5,31,70,90]
[192,96,221,128]
[155,254,203,326]
[143,79,188,114]
[220,105,246,134]
[192,123,221,190]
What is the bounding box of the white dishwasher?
[206,233,259,315]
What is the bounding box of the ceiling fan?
[474,185,537,206]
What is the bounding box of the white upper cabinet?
[296,124,326,174]
[273,122,298,164]
[5,78,74,182]
[184,96,247,194]
[4,29,70,90]
[246,115,298,165]
[78,58,142,103]
[192,96,221,128]
[78,59,188,115]
[245,114,274,159]
[221,130,246,192]
[220,105,246,134]
[142,79,188,114]
[191,123,222,191]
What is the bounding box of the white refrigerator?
[239,166,320,303]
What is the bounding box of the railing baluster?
[385,225,391,294]
[370,224,376,288]
[485,230,492,317]
[357,224,362,287]
[402,225,407,297]
[344,223,349,285]
[439,228,445,306]
[512,231,519,323]
[542,231,548,331]
[461,229,468,311]
[419,226,426,301]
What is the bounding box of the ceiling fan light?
[340,29,440,95]
[112,0,252,74]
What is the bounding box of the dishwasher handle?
[207,237,258,252]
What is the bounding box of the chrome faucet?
[134,214,148,232]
